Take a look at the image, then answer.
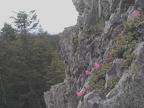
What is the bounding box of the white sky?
[0,0,78,34]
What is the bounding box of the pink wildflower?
[76,92,84,97]
[94,63,102,68]
[85,70,90,75]
[132,10,140,15]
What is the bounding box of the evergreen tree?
[0,29,65,108]
[1,23,16,40]
[0,11,65,108]
[10,10,39,35]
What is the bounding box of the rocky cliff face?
[44,0,144,108]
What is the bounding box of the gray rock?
[135,0,144,10]
[105,59,124,89]
[44,82,67,108]
[136,21,144,34]
[77,90,104,108]
[102,42,144,108]
[127,6,140,22]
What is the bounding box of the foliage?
[72,34,79,52]
[10,10,39,34]
[89,16,144,92]
[97,19,105,30]
[124,16,144,34]
[107,78,120,89]
[0,32,65,108]
[0,10,65,108]
[0,23,16,41]
[90,62,113,93]
[84,19,105,35]
[121,0,135,12]
[111,16,144,69]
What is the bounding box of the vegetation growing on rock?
[111,16,144,68]
[72,34,79,52]
[90,62,113,93]
[107,78,120,89]
[90,16,144,93]
[122,0,135,12]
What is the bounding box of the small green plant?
[111,16,144,69]
[72,34,79,52]
[111,34,136,69]
[84,19,105,34]
[124,15,144,34]
[97,19,105,30]
[121,0,135,12]
[90,62,113,93]
[107,78,120,89]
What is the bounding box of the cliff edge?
[44,0,144,108]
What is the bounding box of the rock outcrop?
[44,0,144,108]
[44,82,67,108]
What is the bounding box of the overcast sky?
[0,0,78,34]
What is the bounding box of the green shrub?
[111,16,144,69]
[97,19,105,30]
[72,34,79,52]
[89,16,144,93]
[84,19,105,34]
[90,62,113,93]
[107,78,120,89]
[121,0,135,12]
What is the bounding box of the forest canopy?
[0,10,65,108]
